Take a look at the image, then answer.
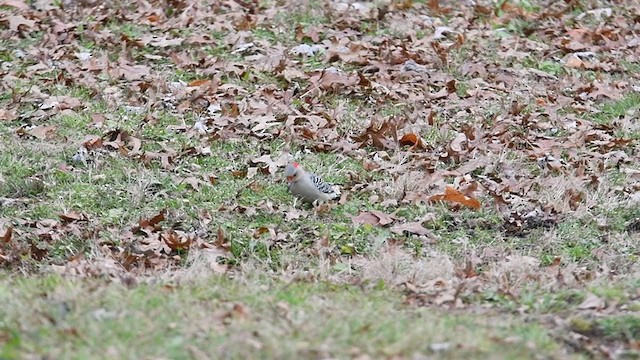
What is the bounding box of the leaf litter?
[0,0,639,356]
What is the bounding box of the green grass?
[1,0,639,357]
[0,275,573,359]
[589,93,640,125]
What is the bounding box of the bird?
[284,162,339,204]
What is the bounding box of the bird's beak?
[286,175,293,182]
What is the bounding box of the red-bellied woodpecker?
[284,162,339,204]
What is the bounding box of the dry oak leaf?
[353,119,398,149]
[0,109,18,121]
[3,15,36,31]
[214,226,231,250]
[41,96,83,111]
[59,211,88,223]
[390,222,433,236]
[399,133,427,150]
[82,135,103,150]
[114,63,151,81]
[188,79,211,87]
[577,292,606,310]
[136,210,166,232]
[429,186,481,210]
[251,115,281,134]
[251,153,288,175]
[197,248,229,274]
[0,226,13,243]
[351,210,396,226]
[180,176,202,191]
[161,230,193,251]
[448,132,468,154]
[17,125,56,139]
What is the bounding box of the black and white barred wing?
[309,173,340,198]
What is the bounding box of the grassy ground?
[1,0,639,358]
[0,275,573,359]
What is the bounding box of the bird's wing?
[309,174,336,195]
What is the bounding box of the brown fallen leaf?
[284,207,307,221]
[251,153,288,175]
[89,113,106,128]
[17,125,56,140]
[198,248,229,274]
[390,221,433,236]
[351,212,379,226]
[448,132,468,154]
[188,79,211,87]
[208,175,218,185]
[456,260,478,279]
[231,302,250,320]
[429,186,481,210]
[565,55,584,69]
[577,292,606,310]
[0,109,18,121]
[181,176,201,191]
[42,96,83,111]
[161,230,193,251]
[0,226,13,243]
[231,169,247,178]
[351,210,396,226]
[399,133,427,150]
[215,226,230,250]
[82,135,103,149]
[136,210,166,231]
[5,14,37,31]
[114,62,151,81]
[30,242,47,260]
[253,226,272,239]
[352,119,398,149]
[59,211,88,223]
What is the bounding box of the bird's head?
[284,162,300,182]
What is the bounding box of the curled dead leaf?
[182,176,201,191]
[429,186,481,210]
[1,226,13,243]
[231,170,247,178]
[188,79,210,87]
[399,133,427,150]
[577,292,605,310]
[251,154,288,175]
[448,132,467,154]
[82,135,103,150]
[253,226,272,238]
[59,211,88,223]
[215,227,230,250]
[137,210,166,231]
